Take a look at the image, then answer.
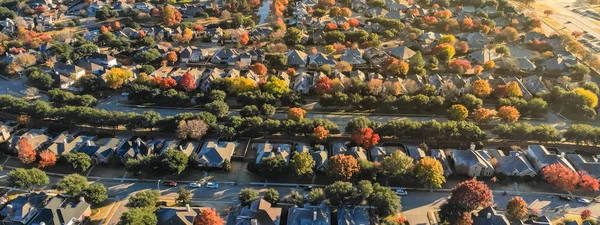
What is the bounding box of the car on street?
[205,182,219,189]
[577,197,591,204]
[304,185,313,191]
[163,181,177,187]
[395,189,408,196]
[559,195,572,201]
[189,182,201,188]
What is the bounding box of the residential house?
[384,10,405,20]
[370,146,387,162]
[485,149,536,177]
[365,7,389,17]
[0,18,15,35]
[522,75,548,97]
[451,149,495,177]
[430,149,453,176]
[156,207,200,225]
[0,193,48,225]
[197,140,236,168]
[35,14,54,27]
[293,72,312,94]
[78,138,127,164]
[256,143,292,164]
[468,48,502,64]
[276,71,291,87]
[566,153,600,178]
[364,48,389,68]
[428,74,444,94]
[211,49,240,65]
[200,68,226,91]
[331,142,368,160]
[405,145,426,161]
[88,53,117,68]
[179,141,200,157]
[312,150,328,172]
[236,199,282,225]
[116,137,151,164]
[337,206,369,225]
[540,55,577,74]
[76,61,104,75]
[46,132,86,156]
[349,70,366,82]
[245,48,265,63]
[245,70,261,84]
[287,50,308,68]
[287,203,330,225]
[0,124,11,143]
[418,32,443,44]
[472,206,510,225]
[134,2,155,12]
[308,53,336,70]
[250,28,273,42]
[526,145,575,172]
[157,139,180,155]
[28,196,91,225]
[456,32,490,51]
[340,49,366,66]
[180,46,205,63]
[10,129,50,153]
[54,62,85,79]
[497,57,536,72]
[389,46,416,61]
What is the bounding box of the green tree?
[205,101,229,118]
[368,183,402,217]
[261,104,276,118]
[117,207,157,225]
[240,105,259,117]
[356,180,374,200]
[409,51,425,74]
[289,190,304,206]
[264,188,279,204]
[64,152,92,172]
[84,183,108,204]
[284,27,304,45]
[7,168,49,190]
[380,151,413,179]
[324,181,359,206]
[159,149,188,174]
[308,188,326,205]
[239,188,260,206]
[289,152,316,176]
[57,174,89,197]
[127,190,160,208]
[176,187,192,205]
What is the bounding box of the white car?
[395,189,408,196]
[577,197,591,204]
[189,182,201,188]
[205,182,219,189]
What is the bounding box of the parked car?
[395,189,408,196]
[304,185,313,191]
[189,182,201,188]
[559,195,572,201]
[205,182,219,189]
[163,181,177,187]
[577,197,591,204]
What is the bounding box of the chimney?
[7,204,13,218]
[86,140,93,146]
[41,222,46,225]
[277,147,281,152]
[470,142,475,151]
[313,211,317,221]
[486,213,491,219]
[79,196,85,203]
[560,152,565,157]
[251,219,258,225]
[135,139,142,147]
[186,204,191,212]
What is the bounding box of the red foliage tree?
[250,63,267,76]
[348,18,360,27]
[450,178,493,211]
[194,25,205,32]
[542,164,579,191]
[581,209,592,220]
[194,208,225,225]
[17,139,36,164]
[100,25,109,33]
[166,51,178,64]
[38,150,56,168]
[239,32,249,45]
[325,23,338,31]
[448,59,472,73]
[179,72,196,92]
[456,41,469,54]
[113,21,121,31]
[493,85,507,98]
[579,171,600,191]
[154,77,178,89]
[350,128,380,149]
[315,77,333,94]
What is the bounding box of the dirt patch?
[89,200,117,225]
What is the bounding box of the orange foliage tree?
[579,171,600,191]
[166,51,178,64]
[178,72,196,92]
[287,108,306,121]
[542,163,579,191]
[239,32,249,45]
[154,77,178,89]
[497,106,520,123]
[473,80,492,98]
[472,108,495,124]
[351,128,380,149]
[348,18,360,27]
[250,63,267,76]
[162,5,183,26]
[506,81,523,98]
[313,125,329,140]
[328,154,359,180]
[194,208,225,225]
[38,150,57,168]
[17,139,36,164]
[315,77,333,94]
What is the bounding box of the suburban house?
[46,132,86,156]
[287,50,308,67]
[521,75,548,97]
[10,129,50,153]
[485,149,536,177]
[467,48,501,64]
[116,137,151,164]
[180,46,206,63]
[88,53,117,68]
[389,46,416,61]
[312,150,329,172]
[0,124,11,143]
[331,142,368,160]
[287,203,330,225]
[472,206,510,225]
[78,138,127,164]
[293,73,312,94]
[211,49,240,65]
[27,196,91,225]
[370,146,387,162]
[179,141,200,157]
[308,53,336,69]
[197,140,236,168]
[405,145,426,161]
[337,206,369,225]
[76,61,104,75]
[430,149,453,177]
[451,149,495,177]
[526,145,575,172]
[155,207,201,225]
[236,199,282,225]
[256,143,292,164]
[54,62,85,79]
[0,193,48,225]
[566,153,600,178]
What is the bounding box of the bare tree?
[440,83,459,99]
[176,120,189,139]
[25,87,38,98]
[177,120,209,140]
[403,79,420,95]
[382,81,401,96]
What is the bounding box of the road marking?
[101,198,121,225]
[2,156,9,165]
[86,166,95,177]
[120,172,128,183]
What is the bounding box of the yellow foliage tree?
[228,77,258,94]
[414,156,446,191]
[162,5,182,26]
[106,68,133,89]
[448,104,468,121]
[497,106,520,123]
[506,81,523,98]
[574,88,598,108]
[473,80,492,98]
